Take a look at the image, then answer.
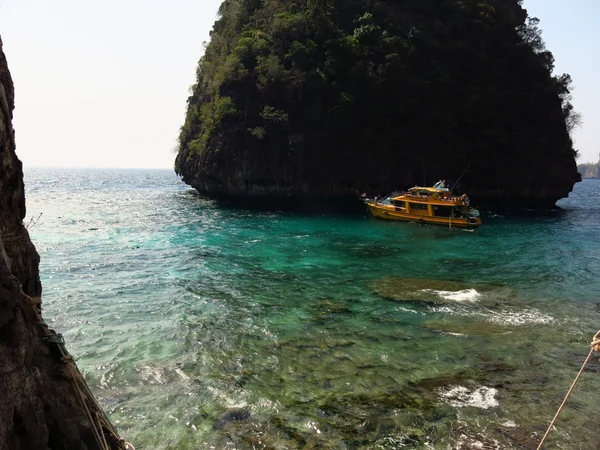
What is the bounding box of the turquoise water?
[25,168,600,449]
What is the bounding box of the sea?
[23,167,600,449]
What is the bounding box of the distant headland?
[578,156,600,179]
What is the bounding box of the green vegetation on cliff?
[176,0,580,207]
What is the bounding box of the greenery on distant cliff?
[176,0,580,204]
[578,155,600,179]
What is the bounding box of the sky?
[0,0,598,169]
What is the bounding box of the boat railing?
[402,193,468,205]
[370,191,470,207]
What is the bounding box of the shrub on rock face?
[175,0,580,208]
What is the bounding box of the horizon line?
[24,165,175,171]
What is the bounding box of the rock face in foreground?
[176,0,580,209]
[0,37,120,449]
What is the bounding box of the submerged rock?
[372,276,490,303]
[313,299,353,315]
[424,319,514,336]
[213,407,251,429]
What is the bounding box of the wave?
[432,305,555,326]
[421,288,481,302]
[438,385,499,409]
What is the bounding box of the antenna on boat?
[450,165,471,195]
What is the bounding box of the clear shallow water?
[24,168,600,449]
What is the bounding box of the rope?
[536,330,600,450]
[48,335,108,449]
[30,295,134,450]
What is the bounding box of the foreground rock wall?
[0,36,120,450]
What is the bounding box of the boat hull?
[365,202,481,228]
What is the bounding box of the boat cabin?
[388,186,473,219]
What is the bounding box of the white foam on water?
[138,365,167,385]
[370,434,434,449]
[438,385,499,409]
[502,420,517,428]
[454,434,502,450]
[421,288,482,302]
[206,385,249,409]
[432,305,555,326]
[255,397,280,413]
[306,421,322,435]
[397,306,426,315]
[486,308,555,326]
[174,367,190,381]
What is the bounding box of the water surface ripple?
[25,168,600,449]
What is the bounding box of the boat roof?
[408,186,441,193]
[391,186,455,202]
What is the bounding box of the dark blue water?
[24,168,600,449]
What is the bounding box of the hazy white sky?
[0,0,598,168]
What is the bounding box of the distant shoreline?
[24,166,173,171]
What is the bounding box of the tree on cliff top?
[175,0,580,206]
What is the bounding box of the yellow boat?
[364,184,481,228]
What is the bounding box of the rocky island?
[175,0,580,209]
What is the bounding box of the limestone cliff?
[176,0,580,210]
[0,36,122,449]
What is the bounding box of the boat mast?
[450,165,471,197]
